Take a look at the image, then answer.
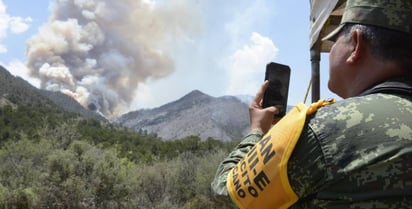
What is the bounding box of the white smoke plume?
[26,0,198,117]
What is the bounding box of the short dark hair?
[342,23,412,70]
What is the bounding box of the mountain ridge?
[0,65,268,142]
[1,65,251,141]
[114,90,250,141]
[0,65,106,121]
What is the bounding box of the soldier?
[211,0,412,208]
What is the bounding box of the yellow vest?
[226,99,334,209]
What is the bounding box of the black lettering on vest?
[247,146,258,164]
[248,153,259,173]
[240,160,247,173]
[237,189,246,198]
[254,170,270,191]
[232,167,246,198]
[232,170,241,192]
[247,145,257,157]
[248,186,259,197]
[243,172,251,186]
[259,135,276,164]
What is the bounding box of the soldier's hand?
[249,81,279,134]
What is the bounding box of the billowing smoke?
[26,0,197,118]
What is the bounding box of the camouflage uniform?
[323,0,412,41]
[211,79,412,208]
[212,0,412,208]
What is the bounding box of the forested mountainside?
[0,65,105,121]
[0,65,237,209]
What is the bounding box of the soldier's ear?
[346,29,364,64]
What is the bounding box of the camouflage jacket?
[211,79,412,209]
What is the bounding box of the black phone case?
[262,62,290,118]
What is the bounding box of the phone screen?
[262,62,290,118]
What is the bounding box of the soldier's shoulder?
[307,93,412,134]
[313,93,411,119]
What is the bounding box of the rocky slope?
[115,90,251,141]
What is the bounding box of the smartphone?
[262,62,290,118]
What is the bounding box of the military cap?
[323,0,412,41]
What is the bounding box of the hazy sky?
[0,0,337,117]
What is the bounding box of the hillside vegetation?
[0,66,238,209]
[0,98,238,209]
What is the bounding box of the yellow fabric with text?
[226,99,334,209]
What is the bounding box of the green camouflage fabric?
[211,81,412,208]
[211,130,264,209]
[323,0,412,41]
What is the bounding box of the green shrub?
[0,104,236,209]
